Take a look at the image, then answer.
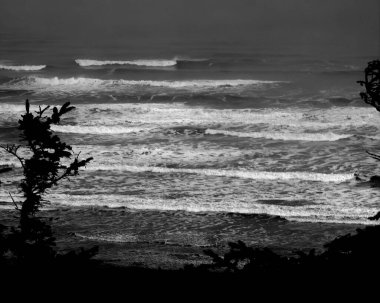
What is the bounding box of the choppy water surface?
[0,44,379,266]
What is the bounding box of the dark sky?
[0,0,379,55]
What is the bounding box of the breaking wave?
[75,59,177,67]
[66,103,380,130]
[2,76,278,90]
[87,165,354,183]
[51,125,153,134]
[50,123,351,141]
[75,58,211,68]
[0,64,46,71]
[46,194,376,225]
[206,129,352,141]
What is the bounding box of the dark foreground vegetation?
[0,102,98,272]
[1,61,380,289]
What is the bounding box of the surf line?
[90,165,354,183]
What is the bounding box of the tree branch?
[0,144,25,169]
[46,156,93,188]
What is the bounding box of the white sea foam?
[51,125,153,134]
[75,59,177,67]
[87,165,354,183]
[47,194,378,225]
[68,103,380,130]
[0,64,46,71]
[3,77,279,90]
[50,123,351,141]
[76,233,139,243]
[206,129,351,141]
[1,103,379,135]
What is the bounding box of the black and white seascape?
[0,0,379,269]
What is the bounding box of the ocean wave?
[2,103,379,133]
[51,125,154,134]
[205,129,351,141]
[46,194,377,225]
[0,65,46,71]
[76,230,222,247]
[75,59,177,67]
[47,125,352,141]
[69,104,380,130]
[175,58,211,68]
[76,233,139,244]
[87,165,354,183]
[2,76,278,90]
[0,125,18,132]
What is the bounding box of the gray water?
[0,0,379,267]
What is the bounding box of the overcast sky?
[0,0,379,55]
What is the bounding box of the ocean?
[0,39,379,268]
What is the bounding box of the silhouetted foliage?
[0,224,8,259]
[358,60,380,221]
[358,60,380,174]
[324,226,380,262]
[0,100,96,266]
[201,241,291,273]
[358,60,380,111]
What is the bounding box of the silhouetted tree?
[358,60,380,221]
[0,100,94,265]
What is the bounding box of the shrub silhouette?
[200,241,291,273]
[358,59,380,220]
[358,60,380,111]
[0,100,95,266]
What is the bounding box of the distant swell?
[88,165,354,183]
[75,59,177,67]
[0,65,46,71]
[206,129,351,141]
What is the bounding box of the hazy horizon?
[0,0,379,57]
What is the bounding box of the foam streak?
[90,165,354,183]
[3,77,279,89]
[206,129,351,141]
[51,125,153,134]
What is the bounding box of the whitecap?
[87,165,354,183]
[206,129,352,141]
[0,64,46,71]
[51,125,154,134]
[75,59,177,67]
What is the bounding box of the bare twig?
[36,105,50,117]
[8,192,20,211]
[46,156,93,188]
[366,150,380,161]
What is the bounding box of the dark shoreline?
[56,209,365,269]
[0,206,365,270]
